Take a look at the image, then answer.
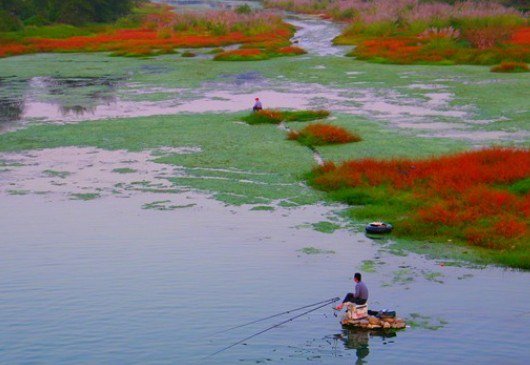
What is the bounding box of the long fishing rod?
[206,296,340,358]
[216,296,341,334]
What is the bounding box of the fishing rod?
[216,296,341,334]
[206,296,340,358]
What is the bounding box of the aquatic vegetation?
[181,51,196,58]
[287,123,362,146]
[250,205,275,211]
[213,46,306,61]
[0,3,298,59]
[309,148,530,269]
[266,0,530,65]
[7,189,29,195]
[407,313,446,331]
[112,167,137,174]
[298,246,336,255]
[491,61,529,72]
[43,169,71,178]
[359,259,377,273]
[311,221,341,233]
[422,271,444,284]
[69,192,100,200]
[142,200,195,210]
[242,110,330,124]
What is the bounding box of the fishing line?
[216,296,341,334]
[206,296,340,358]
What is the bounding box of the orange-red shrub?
[0,6,298,58]
[511,27,530,46]
[277,46,306,55]
[491,61,529,73]
[310,148,530,249]
[288,123,361,146]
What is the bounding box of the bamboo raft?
[341,304,406,330]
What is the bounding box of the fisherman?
[334,272,368,310]
[253,97,262,112]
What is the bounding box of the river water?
[1,2,530,365]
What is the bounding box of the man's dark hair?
[354,272,362,281]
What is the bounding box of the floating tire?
[365,222,393,234]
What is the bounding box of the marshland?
[1,0,529,364]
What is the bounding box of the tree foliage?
[0,0,143,26]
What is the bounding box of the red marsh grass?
[0,3,302,59]
[266,0,530,65]
[308,148,530,269]
[288,123,362,146]
[491,61,529,72]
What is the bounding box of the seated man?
[335,272,368,310]
[253,97,262,112]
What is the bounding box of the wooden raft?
[341,304,406,330]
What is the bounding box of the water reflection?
[0,76,123,131]
[336,328,398,364]
[0,77,26,131]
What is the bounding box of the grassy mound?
[213,46,306,61]
[491,61,529,72]
[308,148,530,269]
[288,123,362,146]
[242,110,330,125]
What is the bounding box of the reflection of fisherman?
[253,97,262,112]
[335,272,369,310]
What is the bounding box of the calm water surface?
[1,194,530,364]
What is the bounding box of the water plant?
[298,246,336,255]
[308,148,530,269]
[112,167,137,174]
[288,123,362,146]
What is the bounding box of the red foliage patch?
[311,148,530,248]
[277,46,306,55]
[511,27,530,46]
[0,7,297,58]
[288,123,361,145]
[491,61,529,73]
